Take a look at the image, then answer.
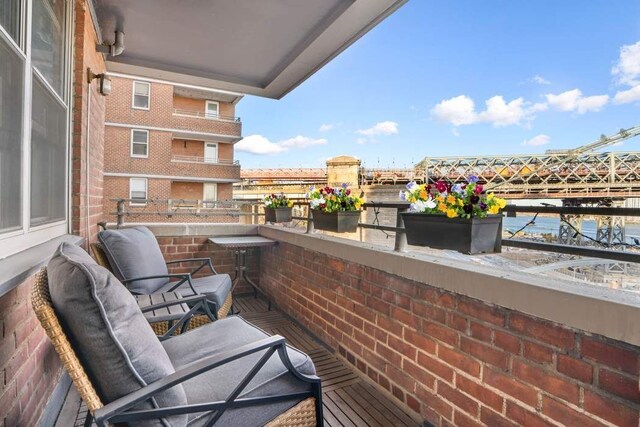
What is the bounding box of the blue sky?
[235,0,640,169]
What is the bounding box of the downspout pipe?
[97,31,124,57]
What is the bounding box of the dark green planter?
[400,213,502,254]
[264,207,292,223]
[312,210,361,233]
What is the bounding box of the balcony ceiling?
[91,0,407,99]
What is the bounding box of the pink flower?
[474,184,483,194]
[435,181,447,193]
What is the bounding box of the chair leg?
[84,412,94,427]
[313,383,324,427]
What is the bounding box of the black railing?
[111,199,640,263]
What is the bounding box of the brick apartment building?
[103,75,243,223]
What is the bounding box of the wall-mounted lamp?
[87,68,112,96]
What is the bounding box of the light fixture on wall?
[87,68,112,96]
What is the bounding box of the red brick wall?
[104,127,240,180]
[156,236,257,295]
[71,0,106,245]
[260,242,640,426]
[105,77,241,136]
[0,276,62,427]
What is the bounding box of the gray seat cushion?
[48,242,188,427]
[162,316,315,426]
[160,274,232,309]
[98,226,169,294]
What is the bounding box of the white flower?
[265,200,273,207]
[310,197,325,209]
[425,197,436,209]
[406,181,419,191]
[410,200,426,212]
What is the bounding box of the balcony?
[170,108,242,139]
[91,202,640,426]
[171,154,240,166]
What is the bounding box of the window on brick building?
[129,178,148,205]
[130,129,149,158]
[0,0,71,258]
[132,81,150,109]
[205,100,219,118]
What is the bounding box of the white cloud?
[545,89,608,114]
[614,85,640,104]
[356,121,399,136]
[236,135,286,154]
[431,95,477,126]
[530,102,549,112]
[432,95,541,128]
[355,138,367,145]
[318,124,334,132]
[531,75,551,85]
[522,134,550,146]
[278,135,327,148]
[236,134,326,155]
[612,41,640,86]
[478,96,527,127]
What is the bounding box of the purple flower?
[467,175,479,183]
[399,191,406,201]
[341,183,348,189]
[479,202,487,211]
[463,204,473,214]
[470,195,479,204]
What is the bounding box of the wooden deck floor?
[55,295,421,426]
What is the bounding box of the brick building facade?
[103,75,243,223]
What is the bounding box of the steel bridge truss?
[415,151,640,199]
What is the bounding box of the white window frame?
[130,129,149,158]
[205,100,219,119]
[129,178,148,206]
[204,142,218,163]
[202,183,217,208]
[0,0,73,259]
[132,80,150,110]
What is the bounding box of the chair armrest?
[166,257,218,275]
[93,335,321,424]
[123,274,199,297]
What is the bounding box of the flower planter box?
[400,213,502,254]
[312,210,361,233]
[264,207,292,223]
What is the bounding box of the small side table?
[208,236,277,309]
[135,292,191,331]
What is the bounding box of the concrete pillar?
[326,155,361,188]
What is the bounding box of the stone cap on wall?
[326,155,361,166]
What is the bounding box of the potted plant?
[400,176,507,254]
[263,193,293,223]
[308,184,364,232]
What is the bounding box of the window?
[0,0,71,258]
[0,0,20,44]
[129,178,148,205]
[131,129,149,157]
[203,183,217,208]
[205,100,219,118]
[132,81,150,109]
[204,142,218,163]
[0,33,23,234]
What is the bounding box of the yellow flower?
[287,200,293,208]
[446,208,458,218]
[436,195,445,203]
[456,199,463,206]
[487,193,495,200]
[488,205,500,214]
[497,198,507,209]
[446,194,456,204]
[438,203,447,212]
[419,190,428,200]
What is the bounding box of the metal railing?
[172,108,241,123]
[110,199,640,263]
[171,155,240,165]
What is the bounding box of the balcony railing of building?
[109,198,640,265]
[170,155,240,166]
[172,108,241,123]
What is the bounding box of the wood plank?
[343,384,410,427]
[334,387,386,427]
[323,392,358,427]
[325,389,371,426]
[357,382,421,426]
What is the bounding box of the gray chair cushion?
[160,274,232,309]
[98,226,169,294]
[162,316,315,426]
[48,242,188,427]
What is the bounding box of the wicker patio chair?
[34,244,323,426]
[93,226,233,320]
